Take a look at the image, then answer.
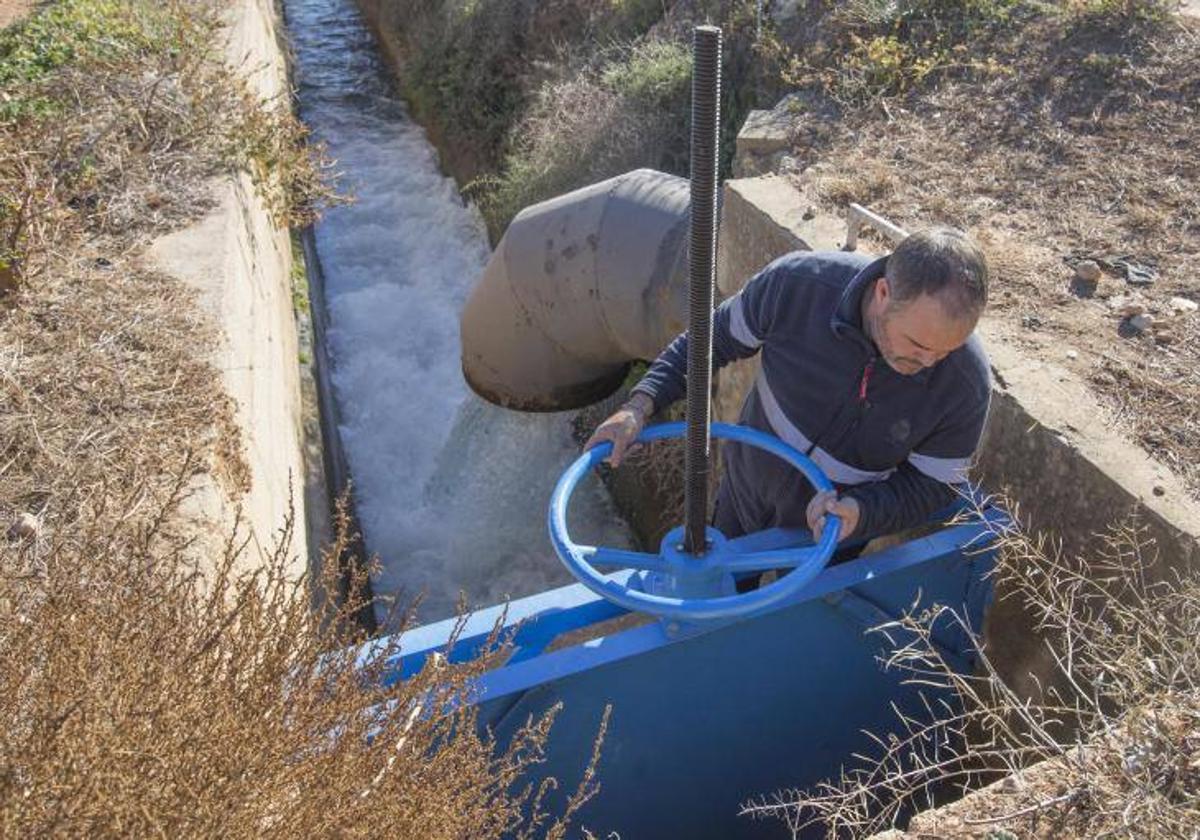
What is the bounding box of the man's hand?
[806,490,860,542]
[583,393,654,467]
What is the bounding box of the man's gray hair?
[886,227,988,321]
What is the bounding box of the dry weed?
[0,490,604,837]
[0,0,342,294]
[0,3,601,836]
[744,510,1200,839]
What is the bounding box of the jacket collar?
[830,255,887,346]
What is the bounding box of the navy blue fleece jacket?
[631,250,991,541]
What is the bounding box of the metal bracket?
[844,203,908,251]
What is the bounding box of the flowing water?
[283,0,634,628]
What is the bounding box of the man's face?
[869,277,976,375]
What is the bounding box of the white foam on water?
[285,0,634,627]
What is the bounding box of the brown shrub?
[744,509,1200,838]
[0,3,602,836]
[0,494,605,838]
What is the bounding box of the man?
[584,227,991,553]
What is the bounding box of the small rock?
[1153,329,1174,345]
[1120,302,1148,318]
[1169,296,1198,314]
[1153,485,1166,497]
[802,205,816,220]
[1129,313,1154,333]
[1075,260,1102,283]
[1066,349,1079,360]
[7,512,40,542]
[1021,313,1043,330]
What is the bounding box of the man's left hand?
[806,490,860,542]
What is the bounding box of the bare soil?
[0,0,36,29]
[789,12,1200,497]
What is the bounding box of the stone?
[1075,260,1102,282]
[1153,329,1175,345]
[1066,349,1079,360]
[737,109,793,157]
[1169,296,1198,314]
[7,512,40,542]
[1153,485,1166,497]
[1120,302,1148,318]
[1129,313,1154,333]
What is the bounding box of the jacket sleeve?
[843,384,990,540]
[630,259,787,411]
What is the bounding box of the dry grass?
[0,0,341,294]
[774,3,1200,497]
[0,493,605,837]
[744,509,1200,839]
[0,2,603,835]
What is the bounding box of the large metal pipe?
[460,169,692,412]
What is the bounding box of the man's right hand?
[583,392,654,468]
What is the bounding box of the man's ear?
[876,276,892,306]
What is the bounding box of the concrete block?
[733,94,806,178]
[737,109,793,156]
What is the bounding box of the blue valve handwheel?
[548,422,841,621]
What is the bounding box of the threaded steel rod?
[684,25,721,556]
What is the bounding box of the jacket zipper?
[838,357,876,446]
[813,356,876,457]
[858,358,875,403]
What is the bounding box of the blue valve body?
[548,422,842,621]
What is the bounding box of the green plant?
[776,0,1035,105]
[476,38,692,238]
[0,0,151,87]
[601,40,691,107]
[1067,0,1171,26]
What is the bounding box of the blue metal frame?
[364,507,1002,696]
[360,510,1000,839]
[352,413,1004,837]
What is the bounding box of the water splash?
[284,0,633,627]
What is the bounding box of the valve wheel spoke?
[585,547,673,574]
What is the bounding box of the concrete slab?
[147,0,309,584]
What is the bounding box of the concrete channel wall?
[713,173,1200,698]
[147,0,312,582]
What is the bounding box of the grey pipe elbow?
[461,169,691,412]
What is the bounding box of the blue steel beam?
[470,516,994,705]
[368,512,999,695]
[355,571,633,686]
